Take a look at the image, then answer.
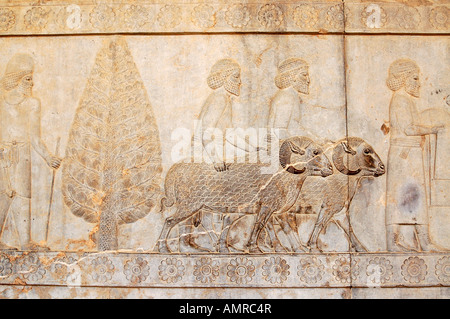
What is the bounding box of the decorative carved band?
[0,251,448,288]
[0,2,447,35]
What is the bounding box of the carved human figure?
[262,57,311,251]
[193,58,243,171]
[385,58,444,252]
[0,54,61,250]
[179,59,243,251]
[267,57,310,140]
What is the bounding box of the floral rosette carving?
[193,257,220,284]
[262,257,290,284]
[90,256,115,283]
[297,257,324,284]
[366,257,393,285]
[157,5,182,28]
[89,4,116,30]
[332,257,359,284]
[257,4,284,28]
[401,257,427,284]
[227,257,255,284]
[19,254,46,282]
[50,256,78,282]
[192,4,216,28]
[429,6,449,30]
[159,258,185,283]
[225,4,251,29]
[361,5,387,29]
[435,256,450,283]
[122,5,149,29]
[124,257,150,284]
[0,254,13,277]
[292,5,319,29]
[326,4,346,30]
[394,6,420,30]
[24,7,51,31]
[0,8,15,31]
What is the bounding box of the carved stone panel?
[0,0,448,299]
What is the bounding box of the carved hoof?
[351,245,367,253]
[157,241,171,254]
[306,243,321,253]
[294,246,308,253]
[273,244,286,253]
[217,242,229,253]
[248,245,263,254]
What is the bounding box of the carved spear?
[45,137,60,244]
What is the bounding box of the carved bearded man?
[261,58,311,252]
[193,58,242,172]
[179,59,243,252]
[0,54,61,250]
[267,57,310,140]
[385,59,444,252]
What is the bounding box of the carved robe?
[267,87,305,139]
[0,97,34,199]
[386,91,428,225]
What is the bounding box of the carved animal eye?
[364,148,371,154]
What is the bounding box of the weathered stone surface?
[0,0,448,299]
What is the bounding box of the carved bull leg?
[307,205,334,252]
[276,213,307,252]
[345,211,367,252]
[217,214,233,253]
[247,206,274,253]
[157,205,202,253]
[179,216,200,251]
[264,218,287,253]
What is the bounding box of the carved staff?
[45,137,60,244]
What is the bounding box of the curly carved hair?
[207,59,240,90]
[275,58,308,90]
[386,59,419,92]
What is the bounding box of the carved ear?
[291,144,305,155]
[341,141,356,155]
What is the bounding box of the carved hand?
[47,156,62,169]
[431,124,445,134]
[214,162,229,172]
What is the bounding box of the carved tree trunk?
[62,38,162,251]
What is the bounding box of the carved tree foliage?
[62,38,162,251]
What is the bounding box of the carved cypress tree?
[62,38,162,251]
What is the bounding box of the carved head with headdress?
[275,58,310,94]
[207,59,241,96]
[386,58,421,98]
[2,54,34,96]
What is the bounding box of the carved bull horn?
[332,139,361,175]
[279,137,308,174]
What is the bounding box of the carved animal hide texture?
[62,37,163,251]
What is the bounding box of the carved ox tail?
[332,137,363,175]
[159,166,178,213]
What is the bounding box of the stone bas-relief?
[0,0,448,299]
[62,38,163,252]
[0,53,62,251]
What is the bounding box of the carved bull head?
[332,137,385,176]
[279,136,333,177]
